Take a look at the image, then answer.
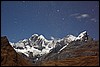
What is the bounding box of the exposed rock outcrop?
[1,36,33,66]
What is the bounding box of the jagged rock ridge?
[10,31,90,59]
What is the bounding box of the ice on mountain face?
[78,31,87,38]
[10,34,55,57]
[25,45,31,49]
[30,34,38,41]
[15,42,25,48]
[39,35,45,39]
[51,36,54,40]
[58,43,68,53]
[39,35,50,44]
[75,31,88,41]
[28,47,41,57]
[47,40,61,49]
[41,48,50,54]
[9,42,15,47]
[14,46,41,57]
[32,34,38,37]
[67,35,76,41]
[64,35,76,43]
[10,31,90,58]
[22,39,28,42]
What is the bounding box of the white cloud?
[57,9,60,12]
[81,14,89,18]
[70,13,97,22]
[75,14,89,19]
[70,13,89,19]
[90,18,97,22]
[70,13,80,16]
[76,16,82,19]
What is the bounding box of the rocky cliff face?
[36,40,99,66]
[1,36,33,66]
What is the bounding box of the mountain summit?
[1,31,99,66]
[10,31,89,58]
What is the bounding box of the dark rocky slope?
[1,36,33,66]
[1,36,99,66]
[36,40,99,66]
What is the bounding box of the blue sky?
[1,1,99,42]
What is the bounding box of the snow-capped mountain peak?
[78,31,87,38]
[10,31,89,59]
[32,34,38,37]
[22,39,28,42]
[51,36,55,40]
[75,31,88,41]
[39,35,45,39]
[64,35,76,43]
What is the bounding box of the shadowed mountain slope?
[36,41,99,66]
[1,36,33,66]
[1,36,99,66]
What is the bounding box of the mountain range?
[10,31,89,58]
[1,31,99,66]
